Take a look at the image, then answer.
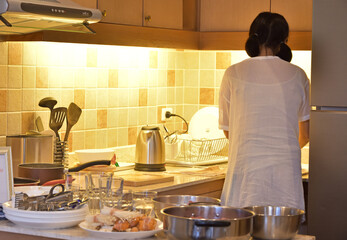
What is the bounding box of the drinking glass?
[65,172,89,201]
[87,172,113,214]
[103,176,124,208]
[132,190,157,217]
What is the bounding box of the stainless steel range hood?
[0,0,102,35]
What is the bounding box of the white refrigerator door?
[308,111,347,239]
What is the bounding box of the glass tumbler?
[87,172,113,214]
[132,190,157,217]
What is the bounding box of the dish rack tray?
[168,138,229,164]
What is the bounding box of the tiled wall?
[0,41,311,152]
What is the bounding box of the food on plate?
[84,207,157,232]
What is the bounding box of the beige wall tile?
[108,69,118,88]
[85,89,96,109]
[167,88,175,104]
[96,129,107,148]
[60,68,74,88]
[36,67,48,88]
[87,48,97,68]
[117,69,129,88]
[22,90,35,111]
[22,42,37,66]
[184,52,199,69]
[60,89,74,110]
[108,89,119,108]
[72,131,85,151]
[200,70,215,88]
[8,66,22,88]
[0,42,8,65]
[107,109,118,128]
[158,70,167,87]
[184,105,199,123]
[167,70,175,87]
[85,130,96,149]
[97,68,108,88]
[7,89,22,112]
[35,89,50,111]
[175,70,183,87]
[0,66,7,88]
[7,113,21,135]
[72,110,84,131]
[0,113,7,135]
[175,52,184,69]
[74,89,85,109]
[167,51,176,69]
[84,109,97,129]
[139,89,147,107]
[85,68,98,88]
[184,87,198,104]
[97,109,107,129]
[200,88,215,105]
[107,128,117,148]
[216,52,231,69]
[148,69,158,88]
[21,112,35,134]
[147,107,156,125]
[200,51,216,69]
[158,51,168,69]
[147,88,157,107]
[184,70,199,87]
[117,128,128,146]
[8,42,22,65]
[74,68,85,88]
[157,88,167,105]
[97,89,108,108]
[214,88,219,105]
[48,68,61,88]
[128,88,138,108]
[149,51,158,69]
[175,87,184,104]
[139,69,148,88]
[118,109,128,127]
[128,69,141,88]
[138,107,148,125]
[128,108,138,127]
[128,127,137,145]
[215,70,225,87]
[118,89,129,108]
[23,66,36,88]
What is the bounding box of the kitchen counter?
[0,219,315,240]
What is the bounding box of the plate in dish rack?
[79,219,163,239]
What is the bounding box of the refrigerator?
[307,0,347,239]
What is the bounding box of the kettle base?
[134,163,166,172]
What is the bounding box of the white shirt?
[219,56,310,210]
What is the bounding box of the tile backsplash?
[0,41,311,152]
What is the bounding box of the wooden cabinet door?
[200,0,270,31]
[144,0,183,29]
[271,0,312,31]
[72,0,97,9]
[98,0,143,26]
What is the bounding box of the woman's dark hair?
[245,12,289,57]
[276,42,292,62]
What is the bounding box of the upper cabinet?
[72,0,97,9]
[271,0,312,31]
[98,0,183,29]
[200,0,270,31]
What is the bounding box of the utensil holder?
[54,137,69,168]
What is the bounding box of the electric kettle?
[135,126,166,172]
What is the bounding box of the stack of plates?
[3,186,88,229]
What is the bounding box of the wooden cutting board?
[118,173,174,187]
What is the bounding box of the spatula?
[64,102,82,142]
[50,107,67,140]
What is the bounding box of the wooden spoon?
[49,107,67,140]
[64,102,82,142]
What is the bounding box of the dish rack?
[166,138,229,166]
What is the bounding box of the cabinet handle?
[144,15,151,22]
[102,10,107,17]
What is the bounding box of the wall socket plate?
[161,108,173,121]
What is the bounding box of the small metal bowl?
[244,206,305,240]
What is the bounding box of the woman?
[219,12,310,211]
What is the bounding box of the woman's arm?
[299,120,309,148]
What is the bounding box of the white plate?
[5,212,85,229]
[2,201,88,218]
[79,219,163,239]
[188,107,225,140]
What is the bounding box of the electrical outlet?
[161,108,173,121]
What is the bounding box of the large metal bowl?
[153,195,220,221]
[161,205,254,240]
[244,206,305,240]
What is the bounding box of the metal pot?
[14,177,40,186]
[161,205,254,240]
[153,195,221,221]
[244,206,305,240]
[18,160,111,185]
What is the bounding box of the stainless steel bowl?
[153,195,220,221]
[161,205,254,240]
[244,206,305,240]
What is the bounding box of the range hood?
[0,0,102,35]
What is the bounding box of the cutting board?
[118,173,174,187]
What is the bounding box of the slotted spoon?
[49,107,67,140]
